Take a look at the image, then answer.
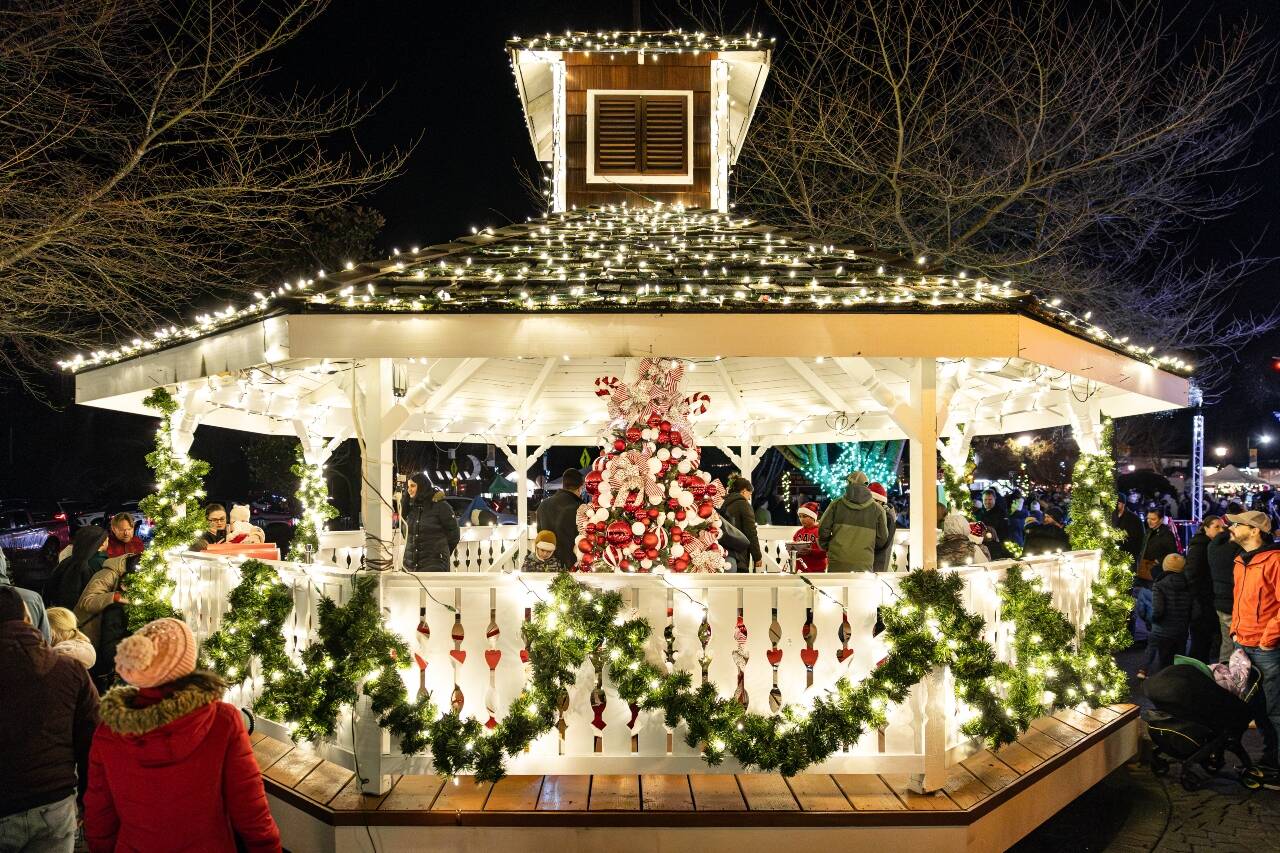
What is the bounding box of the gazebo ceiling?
[73,350,1184,447]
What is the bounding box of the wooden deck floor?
[254,703,1137,829]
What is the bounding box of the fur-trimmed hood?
[99,677,224,767]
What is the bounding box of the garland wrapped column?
[1069,418,1133,702]
[288,445,337,561]
[131,388,210,629]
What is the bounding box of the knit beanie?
[535,529,557,547]
[115,617,198,688]
[228,504,251,525]
[797,502,820,521]
[847,471,869,486]
[1162,554,1186,574]
[868,483,888,503]
[53,638,97,670]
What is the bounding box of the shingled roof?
[59,205,1191,373]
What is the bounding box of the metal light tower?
[1190,381,1204,523]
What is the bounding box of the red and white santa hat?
[798,501,820,521]
[868,482,888,503]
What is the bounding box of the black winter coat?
[719,492,761,570]
[402,491,460,572]
[1023,521,1071,555]
[1142,525,1179,581]
[536,489,584,569]
[1111,508,1144,566]
[874,505,897,572]
[1209,529,1243,614]
[1151,571,1192,639]
[1183,532,1215,619]
[976,506,1011,559]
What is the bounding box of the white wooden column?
[516,433,529,533]
[908,358,939,571]
[355,359,396,567]
[1064,388,1103,456]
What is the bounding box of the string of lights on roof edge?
[506,29,774,55]
[56,204,1193,375]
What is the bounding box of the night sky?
[2,0,1278,509]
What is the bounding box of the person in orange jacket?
[1226,510,1280,776]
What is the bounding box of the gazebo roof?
[505,29,772,55]
[59,205,1193,375]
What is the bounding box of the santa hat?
[868,483,888,503]
[798,502,820,521]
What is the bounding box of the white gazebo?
[59,29,1185,825]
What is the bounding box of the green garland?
[941,447,976,519]
[200,559,294,685]
[1068,418,1133,702]
[131,388,211,629]
[288,446,338,561]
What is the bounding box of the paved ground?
[1012,644,1280,852]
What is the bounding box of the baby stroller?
[1141,659,1264,791]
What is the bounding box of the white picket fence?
[169,547,1102,793]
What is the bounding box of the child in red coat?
[793,502,828,572]
[83,618,281,853]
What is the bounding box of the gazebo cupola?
[508,30,772,212]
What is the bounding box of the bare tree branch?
[0,0,409,381]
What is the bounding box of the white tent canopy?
[1204,464,1273,487]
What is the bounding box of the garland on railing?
[197,558,1122,782]
[131,388,211,629]
[200,559,293,685]
[288,446,338,561]
[1067,418,1133,703]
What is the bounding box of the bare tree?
[711,0,1276,387]
[0,0,407,380]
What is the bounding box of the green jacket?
[818,483,890,572]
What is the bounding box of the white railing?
[318,525,913,575]
[169,548,1102,794]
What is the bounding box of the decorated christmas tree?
[574,358,728,573]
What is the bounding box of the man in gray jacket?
[819,472,889,572]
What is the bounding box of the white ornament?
[677,460,692,474]
[640,558,653,570]
[631,521,645,536]
[642,428,657,441]
[699,471,712,483]
[670,543,685,558]
[647,457,662,475]
[656,448,671,462]
[593,508,609,523]
[669,482,682,498]
[647,492,662,505]
[678,492,695,508]
[671,448,684,459]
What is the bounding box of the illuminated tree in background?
[780,441,902,500]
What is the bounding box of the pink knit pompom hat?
[115,617,198,688]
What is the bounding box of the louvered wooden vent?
[594,94,688,176]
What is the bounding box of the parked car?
[0,502,71,589]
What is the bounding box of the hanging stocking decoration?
[414,606,431,704]
[483,606,501,730]
[590,650,607,752]
[732,606,750,708]
[697,608,712,684]
[800,607,818,688]
[836,609,854,663]
[767,607,783,712]
[449,612,466,715]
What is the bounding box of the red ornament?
[704,483,718,498]
[672,556,689,572]
[624,491,643,512]
[647,508,660,520]
[660,420,671,431]
[670,527,683,541]
[687,480,707,500]
[697,502,714,519]
[646,413,662,428]
[667,498,680,510]
[585,470,603,496]
[642,531,658,547]
[613,439,626,452]
[675,509,687,521]
[619,559,631,572]
[595,533,607,545]
[625,426,642,443]
[646,547,658,560]
[669,430,683,447]
[577,537,593,553]
[606,520,632,546]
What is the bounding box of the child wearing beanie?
[45,606,96,670]
[521,529,567,572]
[792,502,827,572]
[1138,553,1192,679]
[83,617,281,852]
